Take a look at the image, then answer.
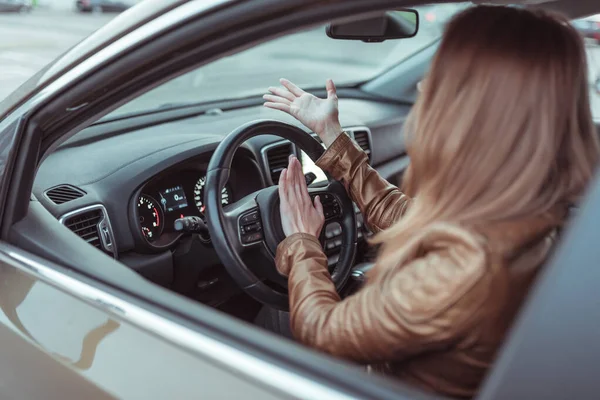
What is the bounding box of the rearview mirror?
[326,10,419,42]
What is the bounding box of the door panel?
[0,255,290,400]
[0,322,114,400]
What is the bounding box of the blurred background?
[1,1,600,117]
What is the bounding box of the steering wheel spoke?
[308,187,343,222]
[223,194,265,253]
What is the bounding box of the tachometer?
[194,176,230,213]
[137,194,163,241]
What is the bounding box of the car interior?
[7,0,600,396]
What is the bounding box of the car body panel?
[0,246,300,400]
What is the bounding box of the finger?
[280,78,305,97]
[286,157,301,208]
[263,94,291,106]
[294,157,311,204]
[290,156,305,206]
[268,86,295,101]
[263,102,291,113]
[314,195,324,219]
[279,168,287,190]
[278,168,288,205]
[294,157,312,206]
[279,168,290,201]
[326,78,337,99]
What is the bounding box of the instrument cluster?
[134,169,231,246]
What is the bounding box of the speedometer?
[137,194,163,242]
[194,176,230,213]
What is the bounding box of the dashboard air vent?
[265,142,293,184]
[61,206,116,257]
[45,185,86,205]
[353,130,371,160]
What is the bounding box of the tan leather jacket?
[275,133,566,399]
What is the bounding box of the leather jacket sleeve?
[275,225,491,363]
[315,133,411,233]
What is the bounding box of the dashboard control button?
[242,222,261,233]
[322,193,333,202]
[240,211,259,225]
[310,193,341,220]
[325,240,336,250]
[242,232,263,244]
[327,253,340,266]
[325,222,341,239]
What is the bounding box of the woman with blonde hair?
[263,5,599,398]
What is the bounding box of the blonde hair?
[373,6,600,263]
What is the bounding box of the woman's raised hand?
[263,78,342,148]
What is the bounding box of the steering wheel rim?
[205,120,357,310]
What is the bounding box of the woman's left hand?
[279,155,325,238]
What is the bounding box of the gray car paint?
[0,247,293,399]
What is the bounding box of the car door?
[0,249,295,399]
[0,1,439,399]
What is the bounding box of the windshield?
[108,4,468,119]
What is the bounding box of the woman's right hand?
[263,78,342,147]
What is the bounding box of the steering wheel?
[205,120,357,310]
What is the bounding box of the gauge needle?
[159,192,167,210]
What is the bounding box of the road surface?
[1,9,600,119]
